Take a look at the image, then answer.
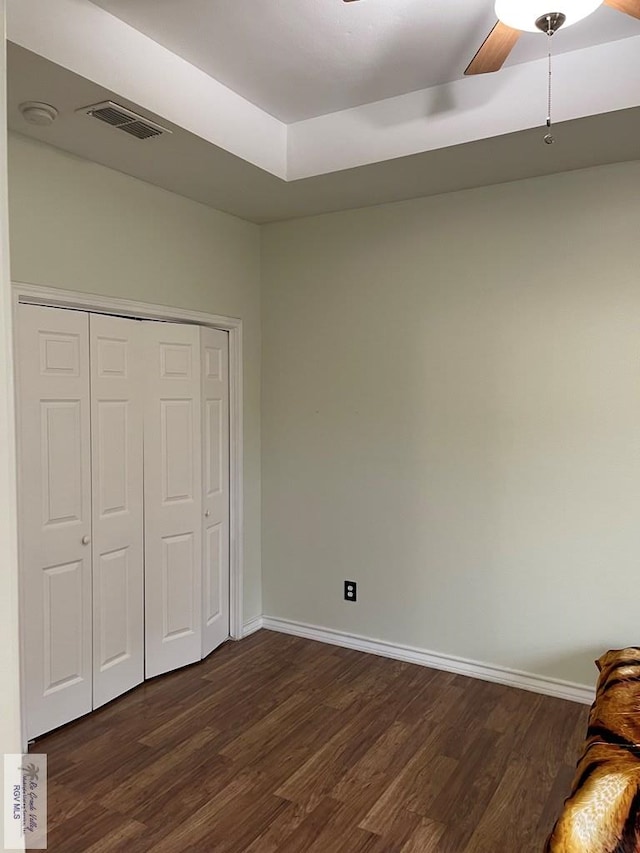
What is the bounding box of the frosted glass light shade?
[494,0,602,32]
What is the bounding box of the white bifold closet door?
[201,327,230,657]
[18,304,93,739]
[90,313,144,709]
[18,306,230,738]
[143,320,204,678]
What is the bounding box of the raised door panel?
[96,401,128,517]
[204,522,223,625]
[17,304,92,739]
[90,313,144,709]
[144,321,202,678]
[162,532,196,639]
[96,547,130,670]
[205,400,223,498]
[161,400,195,503]
[43,560,84,694]
[41,400,84,526]
[201,327,230,658]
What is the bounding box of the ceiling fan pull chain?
[544,16,555,144]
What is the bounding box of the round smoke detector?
[19,102,58,127]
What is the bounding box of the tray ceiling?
[87,0,640,121]
[6,0,640,221]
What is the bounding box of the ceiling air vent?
[77,101,170,140]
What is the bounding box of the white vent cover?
[77,101,171,140]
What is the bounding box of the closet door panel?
[144,321,202,678]
[17,304,92,739]
[90,313,144,709]
[201,327,230,658]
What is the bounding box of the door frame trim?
[12,281,245,739]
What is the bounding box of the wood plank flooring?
[33,630,589,852]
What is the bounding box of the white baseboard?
[242,616,264,637]
[262,616,595,706]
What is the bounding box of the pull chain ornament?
[534,13,566,144]
[544,18,554,144]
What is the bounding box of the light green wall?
[8,132,262,622]
[10,130,640,691]
[261,161,640,688]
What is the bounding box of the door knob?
[82,535,91,545]
[204,510,211,517]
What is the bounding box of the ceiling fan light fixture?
[494,0,603,31]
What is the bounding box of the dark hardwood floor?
[33,630,589,852]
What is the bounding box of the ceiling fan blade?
[464,21,521,75]
[603,0,640,18]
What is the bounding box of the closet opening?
[13,283,244,746]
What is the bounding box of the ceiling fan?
[343,0,640,76]
[464,0,640,75]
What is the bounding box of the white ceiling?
[87,0,640,121]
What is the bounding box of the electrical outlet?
[344,580,357,602]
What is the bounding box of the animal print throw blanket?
[546,648,640,853]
